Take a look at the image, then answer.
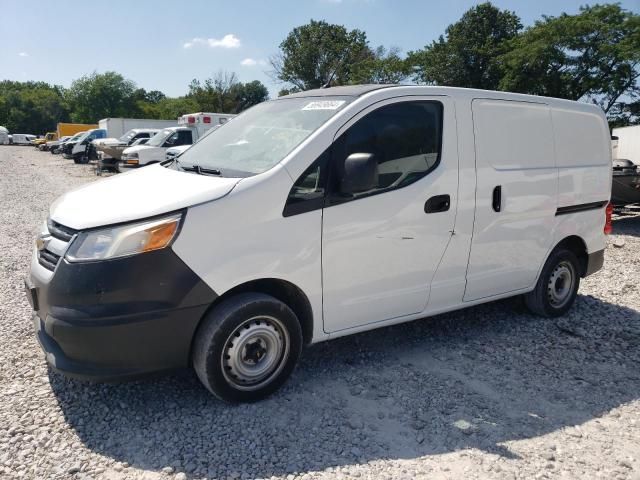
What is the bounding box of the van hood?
[50,164,241,230]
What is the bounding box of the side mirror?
[340,153,378,195]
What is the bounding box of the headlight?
[65,213,182,262]
[122,152,139,164]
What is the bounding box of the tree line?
[0,72,269,134]
[272,3,639,126]
[1,2,638,134]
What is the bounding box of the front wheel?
[524,248,581,317]
[192,293,302,403]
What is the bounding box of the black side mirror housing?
[340,152,378,195]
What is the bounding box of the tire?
[192,293,302,403]
[524,248,581,317]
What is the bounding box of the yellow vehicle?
[33,132,57,147]
[57,122,98,138]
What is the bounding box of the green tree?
[351,46,410,85]
[232,80,269,112]
[149,97,200,120]
[0,80,69,133]
[271,20,371,90]
[407,3,522,89]
[188,71,268,113]
[500,4,640,123]
[65,71,138,123]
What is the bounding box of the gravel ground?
[0,145,639,480]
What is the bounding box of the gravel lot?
[0,145,639,480]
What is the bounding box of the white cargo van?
[119,112,234,171]
[11,133,37,145]
[26,86,612,403]
[164,123,224,161]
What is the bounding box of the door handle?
[424,194,451,213]
[492,186,502,212]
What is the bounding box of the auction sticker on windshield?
[302,100,346,110]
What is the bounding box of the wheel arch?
[194,278,314,349]
[552,235,588,277]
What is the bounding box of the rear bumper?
[585,249,605,277]
[28,247,217,381]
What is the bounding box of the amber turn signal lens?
[142,221,179,252]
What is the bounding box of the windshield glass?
[68,132,84,142]
[147,129,174,147]
[118,130,137,142]
[177,97,351,176]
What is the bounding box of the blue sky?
[2,0,639,98]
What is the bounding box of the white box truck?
[98,118,177,139]
[26,86,612,403]
[119,112,234,170]
[612,125,640,163]
[611,125,640,206]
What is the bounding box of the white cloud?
[183,34,241,49]
[240,58,267,67]
[18,52,29,57]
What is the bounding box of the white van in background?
[164,123,224,161]
[119,112,234,170]
[11,134,37,145]
[27,85,611,403]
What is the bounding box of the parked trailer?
[0,126,9,145]
[98,118,177,139]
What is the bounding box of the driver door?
[322,96,458,333]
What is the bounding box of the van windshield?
[119,130,138,142]
[147,129,174,147]
[176,97,351,176]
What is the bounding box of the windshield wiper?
[182,164,222,176]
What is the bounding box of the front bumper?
[28,247,217,381]
[117,161,140,172]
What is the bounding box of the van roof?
[278,84,604,114]
[280,84,395,98]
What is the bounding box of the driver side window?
[331,101,443,200]
[164,132,179,146]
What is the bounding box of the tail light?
[604,202,613,235]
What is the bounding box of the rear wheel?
[524,248,580,317]
[192,293,302,403]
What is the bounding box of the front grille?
[47,219,76,242]
[37,219,76,271]
[38,249,61,271]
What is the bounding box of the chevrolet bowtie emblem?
[36,234,51,251]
